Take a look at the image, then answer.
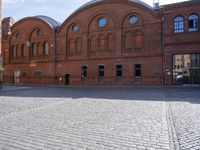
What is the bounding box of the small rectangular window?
[135,64,141,78]
[116,65,122,77]
[116,65,122,82]
[34,70,42,77]
[81,66,87,81]
[98,65,104,81]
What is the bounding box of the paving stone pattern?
[166,88,200,150]
[0,86,199,150]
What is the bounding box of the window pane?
[116,65,122,77]
[44,42,48,55]
[98,65,104,77]
[129,16,138,25]
[188,14,199,32]
[98,18,107,28]
[72,24,79,32]
[35,70,42,76]
[135,64,141,77]
[81,66,87,81]
[32,44,37,56]
[174,16,184,33]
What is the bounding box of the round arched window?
[98,17,108,28]
[129,16,138,25]
[72,24,79,32]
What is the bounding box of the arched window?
[134,31,144,48]
[188,14,199,32]
[43,42,48,56]
[124,32,133,50]
[98,35,106,51]
[11,45,16,57]
[21,44,26,57]
[174,16,184,33]
[32,43,37,56]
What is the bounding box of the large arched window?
[188,14,199,32]
[43,42,49,56]
[174,16,184,33]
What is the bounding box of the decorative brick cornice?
[157,0,200,13]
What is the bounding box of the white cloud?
[3,0,25,4]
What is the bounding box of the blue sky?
[3,0,188,23]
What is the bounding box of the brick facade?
[2,0,200,86]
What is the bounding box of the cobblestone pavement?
[165,87,200,150]
[0,86,199,150]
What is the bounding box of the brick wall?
[2,0,200,86]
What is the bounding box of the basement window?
[34,70,42,77]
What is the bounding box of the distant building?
[1,0,200,86]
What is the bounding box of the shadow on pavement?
[0,85,200,103]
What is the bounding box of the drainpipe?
[161,15,165,86]
[161,11,172,86]
[54,27,58,85]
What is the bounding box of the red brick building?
[1,0,200,86]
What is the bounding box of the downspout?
[54,27,58,85]
[161,15,165,86]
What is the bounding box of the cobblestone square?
[0,86,199,150]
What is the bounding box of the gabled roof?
[35,15,61,28]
